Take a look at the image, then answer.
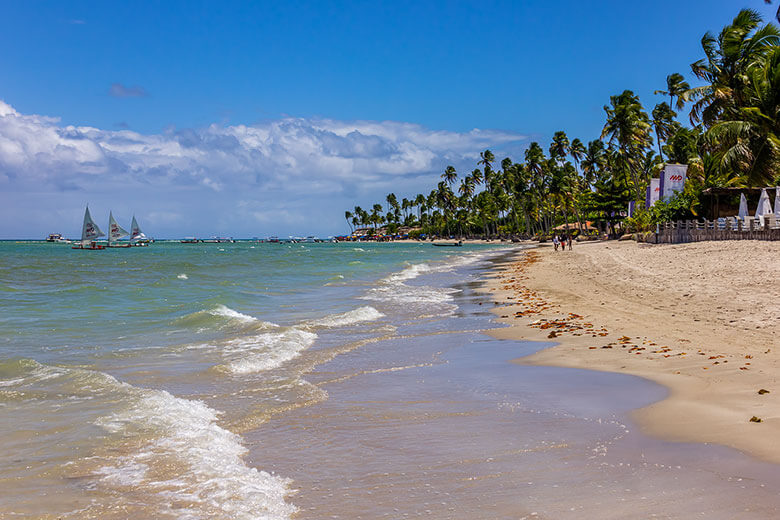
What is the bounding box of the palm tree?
[651,102,677,160]
[601,90,654,200]
[569,138,586,171]
[441,165,457,186]
[344,210,353,233]
[549,131,570,164]
[654,73,690,110]
[688,9,779,126]
[707,45,780,185]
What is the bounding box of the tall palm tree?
[344,210,353,233]
[601,90,654,200]
[651,102,677,160]
[441,165,458,186]
[654,73,690,110]
[569,138,586,171]
[688,9,780,126]
[549,131,570,164]
[707,45,780,185]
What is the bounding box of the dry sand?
[485,239,780,463]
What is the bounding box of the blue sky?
[0,0,776,238]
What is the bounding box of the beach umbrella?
[756,188,772,217]
[775,187,780,217]
[738,193,749,218]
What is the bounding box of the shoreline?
[483,240,780,464]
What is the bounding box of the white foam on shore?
[3,360,296,519]
[208,305,258,323]
[95,383,296,519]
[305,306,384,329]
[177,273,188,280]
[219,328,318,375]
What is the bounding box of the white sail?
[130,215,146,240]
[108,211,129,245]
[81,206,105,242]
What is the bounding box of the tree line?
[345,8,780,238]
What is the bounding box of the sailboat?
[107,212,131,248]
[129,215,151,246]
[72,206,106,250]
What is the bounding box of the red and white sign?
[661,164,687,200]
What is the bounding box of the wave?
[1,359,296,519]
[218,328,318,375]
[210,305,384,375]
[95,386,295,519]
[174,305,275,333]
[304,306,384,329]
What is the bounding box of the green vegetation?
[346,9,780,238]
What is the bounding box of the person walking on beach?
[552,235,559,251]
[567,235,572,251]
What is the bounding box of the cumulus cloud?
[109,83,149,98]
[0,99,527,237]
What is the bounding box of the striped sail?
[81,206,105,242]
[108,211,129,245]
[130,215,145,239]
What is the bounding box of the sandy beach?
[485,240,780,463]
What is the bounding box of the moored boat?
[129,216,152,246]
[46,233,71,244]
[107,212,131,248]
[72,206,106,250]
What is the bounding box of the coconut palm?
[654,73,690,110]
[601,90,654,200]
[651,102,677,160]
[344,210,353,233]
[441,165,458,186]
[707,45,780,185]
[688,9,780,126]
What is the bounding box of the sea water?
[2,241,780,519]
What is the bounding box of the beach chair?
[717,217,726,230]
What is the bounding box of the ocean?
[2,241,780,519]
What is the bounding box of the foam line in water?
[96,387,296,519]
[2,359,296,519]
[304,306,384,329]
[219,328,318,375]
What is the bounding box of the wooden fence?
[654,219,780,244]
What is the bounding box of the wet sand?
[247,258,780,518]
[485,240,780,464]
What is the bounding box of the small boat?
[181,237,200,244]
[107,212,131,248]
[129,216,152,246]
[72,206,106,250]
[46,233,71,244]
[268,236,280,243]
[302,236,317,243]
[433,241,462,247]
[202,237,235,243]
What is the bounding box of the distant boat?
[107,212,131,248]
[72,206,106,250]
[202,237,234,243]
[46,233,71,244]
[302,236,316,243]
[129,216,152,246]
[268,236,280,243]
[432,241,462,247]
[180,237,200,244]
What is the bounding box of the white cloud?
[0,100,527,237]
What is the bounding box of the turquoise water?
[5,241,780,519]
[0,240,509,519]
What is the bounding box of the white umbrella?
[738,193,749,218]
[775,187,780,217]
[756,188,772,217]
